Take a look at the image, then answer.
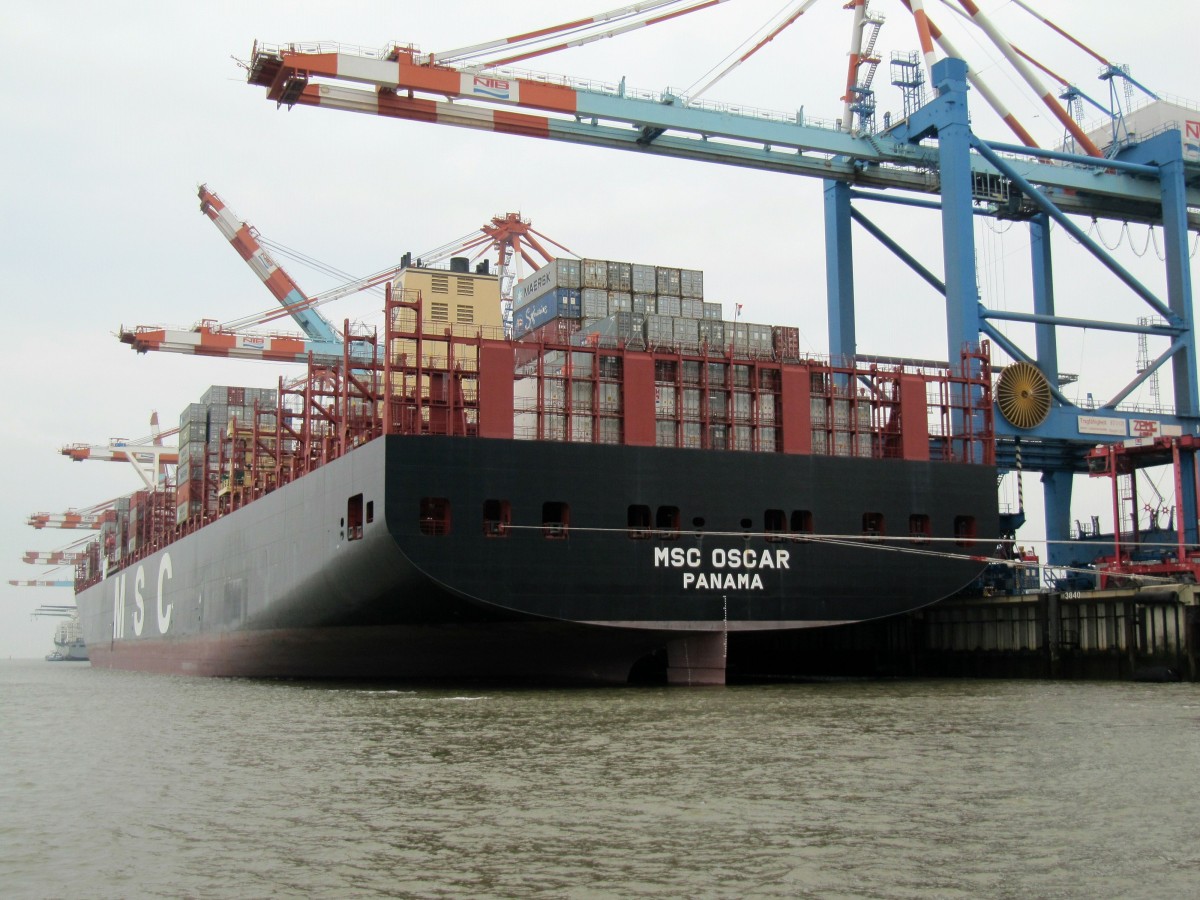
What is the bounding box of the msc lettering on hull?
[654,546,790,590]
[111,552,174,639]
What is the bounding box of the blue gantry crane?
[243,0,1200,563]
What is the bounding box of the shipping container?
[657,296,682,318]
[680,269,704,299]
[759,394,776,425]
[525,318,580,344]
[810,397,827,426]
[608,291,632,313]
[772,326,801,360]
[673,317,700,345]
[632,263,657,293]
[607,261,632,292]
[655,385,677,416]
[656,267,682,296]
[702,301,723,321]
[581,288,608,319]
[632,294,653,315]
[748,324,773,351]
[517,258,587,308]
[644,314,674,344]
[655,419,676,447]
[833,399,850,428]
[582,258,609,289]
[680,297,704,319]
[512,288,581,338]
[698,319,725,346]
[732,392,751,421]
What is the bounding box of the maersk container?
[632,263,656,293]
[656,267,682,296]
[581,288,608,319]
[515,260,562,308]
[680,269,704,298]
[582,258,609,289]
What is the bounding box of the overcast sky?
[3,1,1196,657]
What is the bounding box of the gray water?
[2,662,1198,899]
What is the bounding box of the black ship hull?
[76,434,997,683]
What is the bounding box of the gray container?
[559,258,582,289]
[608,291,632,313]
[680,297,704,319]
[698,319,725,346]
[833,399,850,428]
[747,324,773,350]
[657,296,681,317]
[656,267,682,296]
[582,258,608,289]
[673,316,699,344]
[810,397,827,425]
[758,394,776,425]
[607,261,632,292]
[632,294,653,315]
[702,301,722,320]
[655,419,677,447]
[632,263,656,293]
[581,288,608,319]
[655,385,677,416]
[644,314,674,343]
[680,269,704,299]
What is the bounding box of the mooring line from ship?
[499,524,1182,586]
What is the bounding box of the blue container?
[512,288,581,338]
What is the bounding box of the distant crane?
[121,189,574,361]
[60,412,178,490]
[27,504,115,530]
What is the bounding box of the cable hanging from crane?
[682,0,820,105]
[430,0,732,71]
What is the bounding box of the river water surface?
[2,661,1198,898]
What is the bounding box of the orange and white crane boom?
[59,412,178,490]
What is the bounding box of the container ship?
[75,257,999,684]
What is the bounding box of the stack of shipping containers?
[176,386,278,524]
